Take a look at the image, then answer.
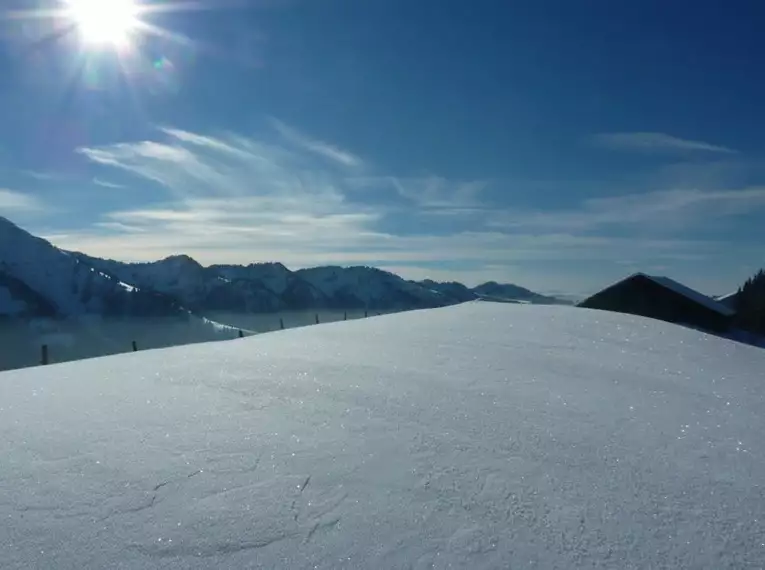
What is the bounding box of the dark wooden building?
[579,273,735,333]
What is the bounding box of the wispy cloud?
[70,126,381,261]
[0,189,45,212]
[47,208,721,271]
[592,132,737,155]
[401,178,488,211]
[57,138,721,266]
[491,187,765,233]
[21,170,63,182]
[79,140,230,196]
[160,128,254,160]
[93,178,127,189]
[270,119,364,168]
[92,222,147,233]
[61,123,759,295]
[78,126,348,201]
[349,175,489,211]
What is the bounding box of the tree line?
[734,269,765,335]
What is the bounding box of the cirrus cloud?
[51,122,763,294]
[592,132,737,155]
[0,189,46,213]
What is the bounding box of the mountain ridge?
[0,216,568,319]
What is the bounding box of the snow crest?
[1,303,764,568]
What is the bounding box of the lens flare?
[64,0,140,49]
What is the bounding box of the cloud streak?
[21,170,62,182]
[592,132,737,155]
[78,127,347,203]
[490,187,765,233]
[0,189,45,213]
[348,175,489,212]
[270,119,364,168]
[93,178,127,189]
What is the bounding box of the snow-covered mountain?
[0,217,242,371]
[417,279,477,302]
[295,266,450,309]
[1,216,562,319]
[0,217,185,318]
[416,279,568,305]
[472,281,565,304]
[212,262,293,294]
[75,253,284,313]
[212,262,326,310]
[72,257,453,313]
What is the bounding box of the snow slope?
[1,303,764,568]
[0,217,183,318]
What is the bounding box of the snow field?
[1,303,764,568]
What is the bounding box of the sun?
[64,0,140,48]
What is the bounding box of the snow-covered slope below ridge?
[1,303,763,569]
[0,216,181,317]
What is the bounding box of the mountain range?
[1,216,564,320]
[0,216,565,370]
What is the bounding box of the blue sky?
[1,0,764,295]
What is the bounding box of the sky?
[0,0,763,296]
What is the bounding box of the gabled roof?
[715,291,740,309]
[631,273,735,317]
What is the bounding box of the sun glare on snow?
[64,0,140,49]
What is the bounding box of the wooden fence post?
[238,329,244,338]
[364,310,368,318]
[279,318,285,330]
[344,311,347,321]
[132,340,138,352]
[41,344,49,366]
[315,313,320,324]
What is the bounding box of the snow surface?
[1,303,764,569]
